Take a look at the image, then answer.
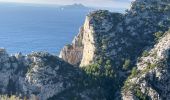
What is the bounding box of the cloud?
[0,0,132,8]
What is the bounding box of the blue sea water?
[0,3,90,55]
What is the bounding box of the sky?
[0,0,133,9]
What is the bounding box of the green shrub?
[123,59,131,70]
[154,31,163,40]
[105,60,114,78]
[131,67,138,77]
[142,50,149,57]
[106,60,111,65]
[142,63,157,74]
[164,5,170,11]
[84,63,100,76]
[84,59,114,78]
[66,44,72,49]
[134,87,149,100]
[98,58,103,65]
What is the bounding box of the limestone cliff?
[60,10,123,67]
[59,27,84,66]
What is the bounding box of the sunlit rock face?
[80,11,122,67]
[60,10,124,67]
[59,27,84,66]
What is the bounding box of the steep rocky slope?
[122,29,170,100]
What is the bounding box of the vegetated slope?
[122,29,170,100]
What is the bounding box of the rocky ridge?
[0,49,82,100]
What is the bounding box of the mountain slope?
[60,0,170,99]
[122,29,170,100]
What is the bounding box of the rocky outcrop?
[59,27,84,66]
[60,10,124,67]
[122,30,170,100]
[79,15,96,67]
[25,52,82,100]
[80,11,122,67]
[0,49,82,100]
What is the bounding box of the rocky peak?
[86,10,115,32]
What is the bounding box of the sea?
[0,3,91,55]
[0,3,124,55]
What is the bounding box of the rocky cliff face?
[59,27,84,66]
[60,10,124,67]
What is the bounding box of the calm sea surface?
[0,4,90,55]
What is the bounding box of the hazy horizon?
[0,0,132,9]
